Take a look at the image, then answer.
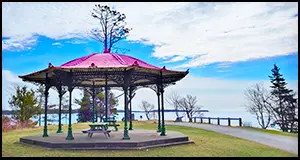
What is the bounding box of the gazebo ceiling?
[19,52,189,88]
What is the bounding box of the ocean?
[4,111,281,130]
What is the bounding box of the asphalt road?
[166,122,298,155]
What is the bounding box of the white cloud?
[163,56,186,63]
[2,70,83,110]
[2,2,298,67]
[52,42,61,46]
[2,35,38,51]
[66,39,88,44]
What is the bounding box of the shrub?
[2,116,37,132]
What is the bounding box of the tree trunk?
[146,112,150,120]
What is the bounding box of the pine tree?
[76,96,93,122]
[8,85,42,123]
[269,64,297,132]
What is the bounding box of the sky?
[2,2,298,126]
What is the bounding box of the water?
[5,111,281,130]
[30,112,243,127]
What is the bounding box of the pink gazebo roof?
[59,53,161,70]
[19,52,189,87]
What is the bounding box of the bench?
[82,122,111,138]
[87,129,111,138]
[103,117,120,131]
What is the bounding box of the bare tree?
[90,4,131,53]
[166,91,181,118]
[244,83,273,129]
[178,95,202,122]
[139,101,155,120]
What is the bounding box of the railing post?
[228,117,231,126]
[200,117,203,123]
[194,117,196,123]
[217,117,220,125]
[208,117,211,124]
[239,118,242,127]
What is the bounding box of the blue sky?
[2,2,298,126]
[2,35,298,81]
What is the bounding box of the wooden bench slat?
[87,130,111,133]
[107,124,120,126]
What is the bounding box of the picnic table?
[103,117,120,131]
[85,122,111,138]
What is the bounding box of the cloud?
[2,70,83,110]
[2,35,38,51]
[163,56,186,63]
[52,42,62,46]
[66,39,88,44]
[2,2,298,67]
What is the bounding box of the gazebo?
[19,52,189,140]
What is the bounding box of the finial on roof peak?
[132,61,139,66]
[48,63,54,68]
[103,48,111,54]
[89,63,97,68]
[186,69,189,74]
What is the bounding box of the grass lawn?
[192,121,298,138]
[240,126,298,138]
[2,121,297,157]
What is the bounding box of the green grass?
[2,121,297,157]
[241,126,298,138]
[193,121,298,138]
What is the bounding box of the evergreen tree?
[76,96,93,122]
[268,64,298,132]
[8,85,42,123]
[36,85,45,126]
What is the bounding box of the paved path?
[166,122,298,155]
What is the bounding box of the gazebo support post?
[156,85,161,132]
[129,87,133,130]
[92,81,95,123]
[66,71,74,140]
[123,70,132,140]
[160,72,166,136]
[56,85,64,133]
[105,73,108,120]
[43,73,50,137]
